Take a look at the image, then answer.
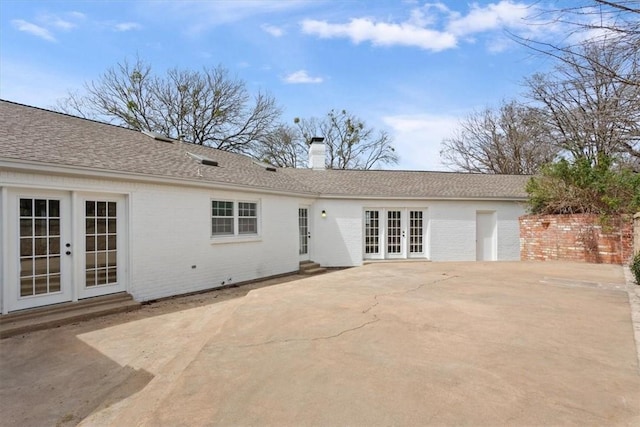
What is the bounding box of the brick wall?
[520,214,634,265]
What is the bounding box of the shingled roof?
[0,100,530,200]
[0,100,311,194]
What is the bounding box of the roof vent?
[187,152,219,167]
[142,130,174,143]
[201,158,219,167]
[252,160,278,172]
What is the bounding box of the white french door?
[386,210,405,259]
[298,207,310,261]
[7,190,73,311]
[78,195,126,299]
[5,189,126,312]
[364,208,427,260]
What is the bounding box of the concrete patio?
[1,261,639,426]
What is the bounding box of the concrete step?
[299,261,327,275]
[0,293,141,339]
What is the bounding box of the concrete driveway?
[2,261,639,426]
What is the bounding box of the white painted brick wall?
[312,199,526,265]
[2,171,305,304]
[2,170,527,310]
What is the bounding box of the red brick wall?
[519,214,633,265]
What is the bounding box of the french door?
[11,191,73,311]
[364,208,427,260]
[5,189,126,312]
[298,207,310,261]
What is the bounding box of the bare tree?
[440,100,557,174]
[254,124,306,167]
[294,109,398,170]
[519,1,639,87]
[525,39,640,167]
[56,57,281,153]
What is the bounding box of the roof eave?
[0,158,318,198]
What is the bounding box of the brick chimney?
[308,137,326,170]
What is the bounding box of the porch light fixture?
[321,210,327,218]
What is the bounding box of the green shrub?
[526,156,640,215]
[632,252,640,285]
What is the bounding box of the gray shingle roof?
[281,169,530,199]
[0,100,530,200]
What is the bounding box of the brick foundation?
[519,214,633,265]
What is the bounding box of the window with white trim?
[211,200,259,237]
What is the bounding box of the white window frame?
[210,198,261,244]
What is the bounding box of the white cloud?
[114,22,142,32]
[383,113,461,171]
[301,18,457,51]
[11,19,57,42]
[283,70,323,84]
[301,1,537,53]
[447,0,529,36]
[261,23,284,37]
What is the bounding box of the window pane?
[49,219,60,236]
[34,257,48,275]
[108,218,117,234]
[97,236,107,251]
[239,202,256,217]
[34,219,47,236]
[35,199,47,217]
[239,218,257,234]
[107,234,117,250]
[212,218,234,235]
[20,219,32,237]
[97,219,107,234]
[34,238,48,256]
[48,200,60,218]
[86,235,95,252]
[107,202,117,217]
[20,258,33,277]
[97,201,107,217]
[49,237,60,255]
[34,276,48,295]
[20,199,32,217]
[86,201,95,217]
[212,201,233,217]
[49,256,60,274]
[86,270,96,287]
[20,238,33,257]
[20,277,33,297]
[49,274,61,292]
[107,267,117,284]
[86,252,96,269]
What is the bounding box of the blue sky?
[1,1,569,171]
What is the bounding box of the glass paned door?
[409,210,424,255]
[85,200,118,287]
[79,196,125,299]
[19,198,62,297]
[8,192,72,312]
[299,207,310,260]
[386,210,403,258]
[364,210,380,255]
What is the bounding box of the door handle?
[66,251,72,255]
[307,232,311,239]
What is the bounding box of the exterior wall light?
[321,210,327,218]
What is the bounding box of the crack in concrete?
[239,317,380,348]
[363,274,458,314]
[238,274,457,349]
